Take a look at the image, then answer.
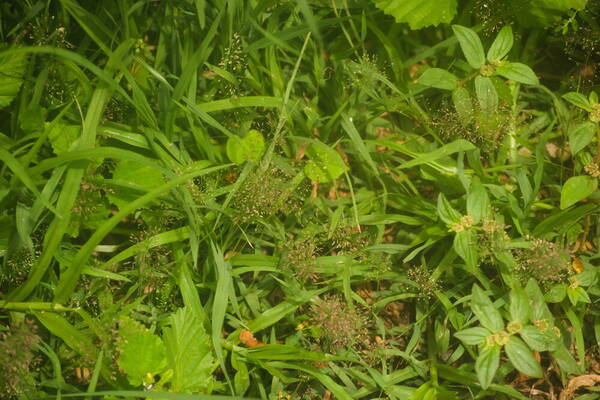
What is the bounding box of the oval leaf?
[495,62,539,85]
[475,75,498,112]
[505,336,543,378]
[471,284,504,332]
[560,175,598,209]
[476,345,501,389]
[562,92,592,111]
[487,26,514,61]
[418,68,458,90]
[569,121,596,156]
[454,326,491,346]
[452,87,474,125]
[520,325,558,352]
[452,25,486,69]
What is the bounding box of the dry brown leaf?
[239,329,264,348]
[559,374,600,400]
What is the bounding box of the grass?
[0,0,600,399]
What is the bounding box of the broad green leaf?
[454,326,491,346]
[487,26,514,61]
[0,51,27,109]
[475,345,500,389]
[475,76,498,111]
[454,230,478,270]
[515,0,589,27]
[226,129,265,164]
[467,178,489,224]
[552,344,583,375]
[569,122,596,155]
[108,159,166,210]
[452,87,474,125]
[520,325,558,352]
[48,124,81,155]
[560,175,598,209]
[418,68,458,90]
[373,0,458,29]
[544,284,567,303]
[117,316,167,386]
[509,286,531,324]
[505,336,543,378]
[452,25,485,69]
[563,92,592,111]
[164,307,215,393]
[471,285,504,332]
[567,286,591,305]
[495,62,539,85]
[524,279,553,321]
[437,193,461,224]
[303,141,347,183]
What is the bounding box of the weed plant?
[0,1,600,400]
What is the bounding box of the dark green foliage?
[0,1,599,399]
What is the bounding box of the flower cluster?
[0,320,41,398]
[309,294,368,352]
[514,237,571,286]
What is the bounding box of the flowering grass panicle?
[309,294,368,352]
[515,237,571,286]
[0,320,41,398]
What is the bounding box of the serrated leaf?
[303,141,347,183]
[108,159,165,210]
[487,26,513,61]
[505,336,543,378]
[373,0,458,30]
[452,25,485,69]
[475,76,498,111]
[471,285,504,332]
[562,92,592,111]
[164,307,215,393]
[495,62,539,85]
[48,124,80,155]
[0,51,28,109]
[560,175,598,209]
[475,345,500,389]
[569,122,596,155]
[226,129,265,164]
[418,68,458,90]
[117,316,167,386]
[454,326,491,346]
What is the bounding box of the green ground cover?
[1,1,600,399]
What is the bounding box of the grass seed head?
[515,237,571,286]
[309,294,368,352]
